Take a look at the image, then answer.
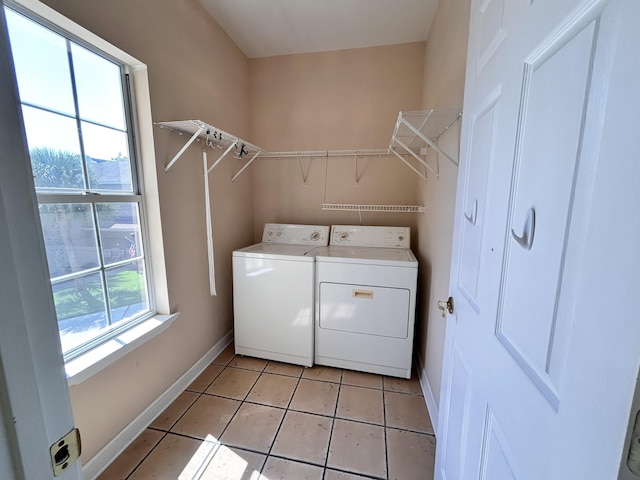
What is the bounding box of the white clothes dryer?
[233,223,329,367]
[314,225,418,378]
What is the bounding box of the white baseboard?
[83,330,234,480]
[417,353,439,435]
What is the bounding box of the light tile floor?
[98,344,436,479]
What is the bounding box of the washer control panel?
[262,223,330,245]
[330,225,411,248]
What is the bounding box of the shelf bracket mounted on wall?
[163,126,204,172]
[389,108,462,181]
[156,120,263,179]
[298,157,312,185]
[156,120,264,296]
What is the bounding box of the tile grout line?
[332,415,385,428]
[212,357,268,447]
[183,358,269,471]
[261,362,306,472]
[383,379,390,480]
[320,369,345,477]
[335,371,390,480]
[123,430,168,480]
[327,465,387,480]
[172,358,236,433]
[385,424,436,436]
[262,451,386,480]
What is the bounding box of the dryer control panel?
[330,225,411,248]
[262,223,330,245]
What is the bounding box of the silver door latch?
[50,428,81,476]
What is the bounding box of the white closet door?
[437,0,640,478]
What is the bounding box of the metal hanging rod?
[258,149,394,158]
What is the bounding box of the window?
[5,5,155,360]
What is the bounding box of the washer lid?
[233,243,321,261]
[315,245,417,267]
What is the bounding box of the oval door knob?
[437,297,455,318]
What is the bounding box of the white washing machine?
[315,225,418,378]
[233,223,329,367]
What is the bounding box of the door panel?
[457,89,500,312]
[476,0,506,74]
[495,17,598,409]
[441,346,473,480]
[479,410,517,480]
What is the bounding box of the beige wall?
[415,0,471,408]
[248,44,425,237]
[41,0,254,461]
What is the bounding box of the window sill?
[65,312,179,386]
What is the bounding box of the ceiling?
[198,0,440,58]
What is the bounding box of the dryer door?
[318,282,410,339]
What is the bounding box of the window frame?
[5,0,175,379]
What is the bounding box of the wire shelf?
[322,203,425,213]
[390,108,462,152]
[156,120,261,153]
[389,108,462,181]
[156,108,461,186]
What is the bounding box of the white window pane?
[22,106,85,190]
[106,262,150,325]
[39,203,100,278]
[96,203,143,266]
[71,43,125,130]
[82,122,133,191]
[55,272,108,354]
[5,9,75,115]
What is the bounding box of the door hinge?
[50,428,81,476]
